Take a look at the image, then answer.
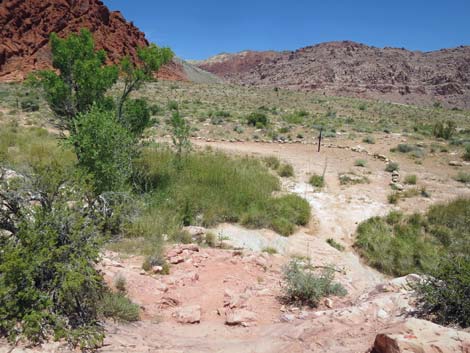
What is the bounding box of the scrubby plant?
[433,121,456,140]
[387,192,400,204]
[309,174,325,188]
[170,111,191,160]
[262,247,278,255]
[263,155,281,170]
[354,159,367,167]
[326,238,345,251]
[362,135,375,144]
[113,274,127,293]
[415,255,470,328]
[463,144,470,161]
[247,112,268,127]
[455,172,470,184]
[339,173,369,185]
[385,162,399,172]
[0,172,106,347]
[97,291,140,323]
[282,260,347,307]
[278,163,294,177]
[404,174,417,185]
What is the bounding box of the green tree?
[71,107,134,194]
[121,98,152,137]
[170,111,191,160]
[32,29,119,134]
[116,44,173,121]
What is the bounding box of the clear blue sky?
[104,0,470,60]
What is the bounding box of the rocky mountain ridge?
[194,41,470,108]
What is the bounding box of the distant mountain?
[194,41,470,108]
[0,0,218,84]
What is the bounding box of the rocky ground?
[2,137,470,353]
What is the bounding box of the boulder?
[174,305,201,324]
[225,308,257,326]
[448,160,463,167]
[372,318,470,353]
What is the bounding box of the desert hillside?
[0,0,219,83]
[195,41,470,108]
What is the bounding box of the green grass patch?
[355,198,470,277]
[132,146,309,237]
[309,174,325,188]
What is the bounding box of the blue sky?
[104,0,470,60]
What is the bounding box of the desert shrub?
[20,98,40,112]
[433,121,456,140]
[326,238,345,251]
[113,274,127,293]
[339,173,369,185]
[354,159,367,167]
[385,162,399,172]
[262,247,278,255]
[97,292,140,323]
[309,174,325,188]
[388,192,400,204]
[278,163,294,177]
[397,143,414,153]
[263,155,280,170]
[282,260,347,307]
[167,100,179,110]
[0,172,106,347]
[463,144,470,161]
[247,112,268,127]
[404,174,417,185]
[415,255,470,328]
[204,232,217,247]
[455,172,470,184]
[362,136,375,144]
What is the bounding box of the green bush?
[455,172,470,183]
[354,159,367,167]
[404,174,417,185]
[121,98,152,137]
[326,238,345,251]
[263,155,280,170]
[416,255,470,328]
[464,144,470,161]
[98,292,140,322]
[433,121,456,140]
[71,107,135,194]
[282,260,347,307]
[362,136,375,144]
[278,163,294,177]
[20,98,40,112]
[0,173,106,347]
[247,112,268,127]
[385,162,400,172]
[309,174,325,188]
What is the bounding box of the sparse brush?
[98,292,140,322]
[309,174,325,188]
[388,192,400,204]
[113,274,127,293]
[362,136,375,144]
[385,162,399,172]
[455,172,470,184]
[326,238,345,251]
[278,163,294,178]
[263,155,280,170]
[282,260,347,307]
[354,159,367,167]
[262,246,278,255]
[404,174,417,185]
